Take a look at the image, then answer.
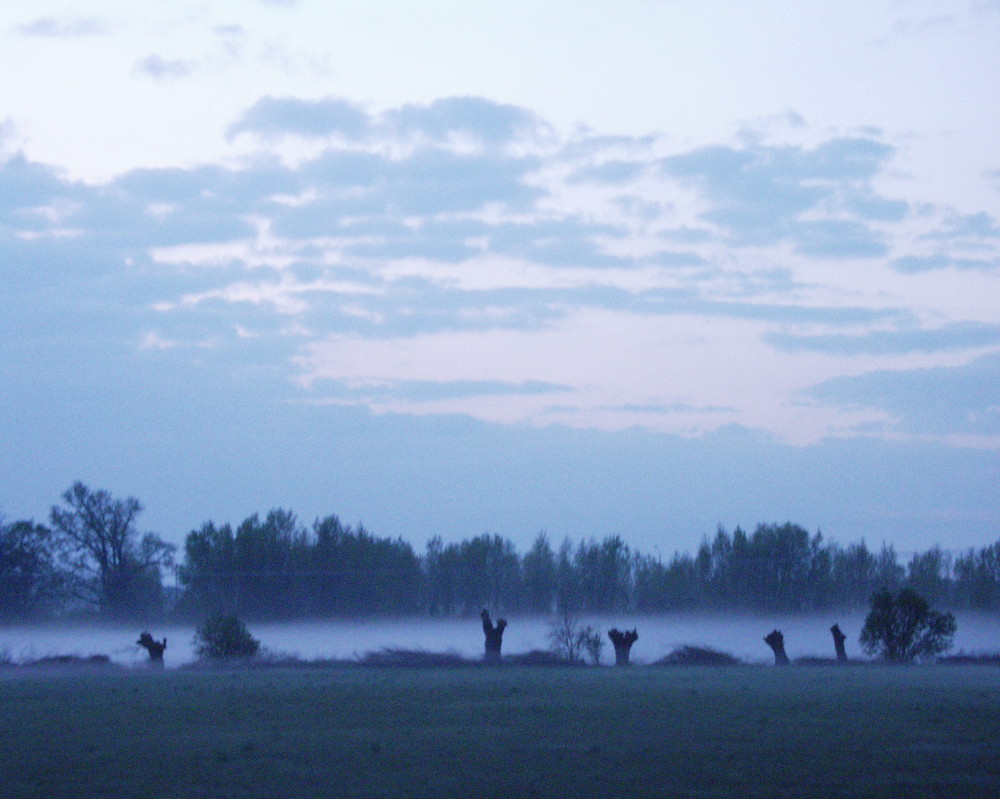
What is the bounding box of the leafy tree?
[859,588,956,663]
[574,535,632,613]
[0,518,64,620]
[633,551,702,611]
[178,521,238,616]
[521,532,557,614]
[49,482,174,619]
[423,535,458,616]
[180,510,422,618]
[906,546,952,606]
[953,540,1000,608]
[555,537,581,612]
[193,612,260,659]
[830,541,876,607]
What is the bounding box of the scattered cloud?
[134,54,196,81]
[228,96,371,141]
[3,95,998,447]
[659,137,898,255]
[806,353,1000,438]
[765,323,1000,356]
[891,254,999,273]
[13,17,107,37]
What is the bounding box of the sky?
[1,0,998,559]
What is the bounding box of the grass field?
[2,663,998,798]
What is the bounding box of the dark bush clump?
[193,612,260,659]
[506,649,577,666]
[654,646,741,666]
[359,648,469,668]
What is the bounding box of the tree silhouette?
[0,518,63,620]
[137,631,167,665]
[49,483,173,618]
[481,609,507,661]
[193,612,260,659]
[764,629,790,665]
[608,628,638,665]
[859,588,956,663]
[830,623,848,664]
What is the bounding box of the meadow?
[2,663,998,798]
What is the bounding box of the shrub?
[547,613,602,664]
[859,588,956,663]
[193,612,260,659]
[358,649,469,668]
[654,646,741,666]
[582,627,605,665]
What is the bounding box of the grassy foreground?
[1,664,998,798]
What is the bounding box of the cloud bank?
[3,95,998,452]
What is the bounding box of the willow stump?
[830,623,848,664]
[481,609,507,661]
[607,628,639,665]
[764,629,790,665]
[137,632,167,666]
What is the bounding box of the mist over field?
[3,612,997,668]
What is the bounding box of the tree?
[953,540,1000,608]
[547,612,600,664]
[0,518,64,620]
[906,546,952,606]
[522,532,557,614]
[49,482,174,619]
[859,588,956,663]
[193,612,260,659]
[574,535,632,613]
[607,628,638,666]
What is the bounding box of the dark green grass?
[2,665,998,798]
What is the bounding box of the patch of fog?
[1,612,996,668]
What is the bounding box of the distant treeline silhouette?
[2,484,999,621]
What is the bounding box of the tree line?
[2,481,999,621]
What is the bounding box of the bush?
[547,613,603,664]
[193,612,260,659]
[859,588,956,663]
[358,649,469,668]
[654,646,741,666]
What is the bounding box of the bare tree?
[548,612,601,664]
[50,482,174,618]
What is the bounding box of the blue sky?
[1,0,998,556]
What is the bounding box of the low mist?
[2,612,997,668]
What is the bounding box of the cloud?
[134,55,196,80]
[891,254,999,273]
[806,352,1000,437]
[659,137,899,255]
[928,211,1000,241]
[382,96,549,146]
[227,96,371,140]
[228,95,550,150]
[13,17,107,37]
[3,95,997,447]
[305,378,568,403]
[765,323,1000,356]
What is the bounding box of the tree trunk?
[764,629,790,665]
[137,632,167,667]
[481,609,507,661]
[607,628,638,665]
[830,623,848,664]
